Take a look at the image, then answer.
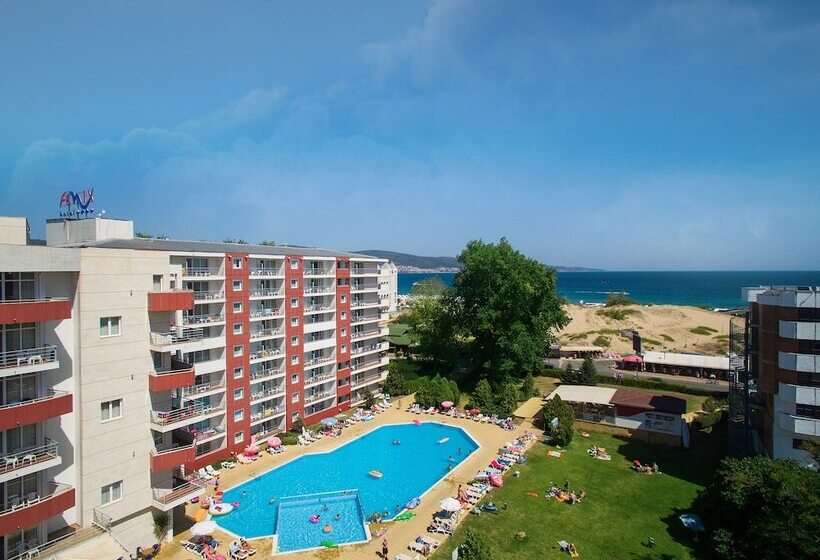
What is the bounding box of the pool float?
[369,470,383,478]
[231,501,240,508]
[438,437,449,444]
[405,497,421,509]
[412,419,421,425]
[209,503,234,516]
[394,511,415,521]
[323,525,333,533]
[362,416,374,422]
[309,515,320,523]
[321,541,338,549]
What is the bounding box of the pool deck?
[157,404,533,560]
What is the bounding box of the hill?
[355,249,601,272]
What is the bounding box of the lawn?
[598,383,708,413]
[430,427,724,560]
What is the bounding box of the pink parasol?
[622,355,643,364]
[267,436,282,447]
[244,443,260,456]
[441,401,454,409]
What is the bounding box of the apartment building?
[0,215,390,557]
[743,286,819,469]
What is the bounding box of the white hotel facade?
[0,215,392,557]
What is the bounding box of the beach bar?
[618,351,730,380]
[546,385,689,446]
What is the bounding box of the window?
[290,259,299,269]
[341,344,347,354]
[233,257,242,269]
[101,481,123,505]
[234,431,244,445]
[341,328,347,337]
[234,409,244,422]
[1,272,35,301]
[234,388,244,401]
[795,404,820,419]
[99,316,121,338]
[292,411,300,422]
[101,399,122,422]
[233,302,243,313]
[291,336,299,346]
[793,438,809,450]
[233,366,244,379]
[232,280,243,292]
[233,323,243,335]
[292,392,300,403]
[152,274,163,291]
[341,311,347,320]
[291,373,299,384]
[291,279,299,288]
[340,295,347,303]
[291,317,299,327]
[338,261,348,270]
[291,355,299,365]
[290,298,298,308]
[233,345,243,357]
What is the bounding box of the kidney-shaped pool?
[214,422,478,551]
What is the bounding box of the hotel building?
[742,286,819,469]
[0,215,391,557]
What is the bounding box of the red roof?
[611,389,686,415]
[621,354,643,363]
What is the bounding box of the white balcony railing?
[249,349,284,362]
[250,328,284,340]
[250,367,285,381]
[304,286,335,294]
[250,289,284,298]
[304,304,335,314]
[193,290,224,301]
[182,313,225,326]
[303,268,333,276]
[0,345,58,370]
[150,402,224,426]
[250,309,284,319]
[0,440,59,476]
[249,268,284,277]
[304,390,335,404]
[304,355,335,368]
[304,372,336,386]
[150,328,204,346]
[250,388,285,401]
[183,267,223,278]
[180,380,225,398]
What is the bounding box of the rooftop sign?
[59,189,95,219]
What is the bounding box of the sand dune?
[557,303,732,355]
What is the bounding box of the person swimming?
[334,513,340,521]
[269,497,276,505]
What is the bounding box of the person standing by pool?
[381,538,389,559]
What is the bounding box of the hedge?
[594,374,721,397]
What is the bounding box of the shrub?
[641,337,662,346]
[695,410,724,432]
[702,396,727,413]
[581,357,598,385]
[471,379,495,412]
[690,325,719,335]
[289,419,304,434]
[521,371,535,399]
[541,395,574,446]
[414,375,461,408]
[592,335,610,347]
[594,374,716,396]
[383,366,408,396]
[459,528,493,560]
[605,293,637,307]
[277,432,298,446]
[363,391,377,409]
[597,307,642,321]
[497,382,522,415]
[660,333,675,342]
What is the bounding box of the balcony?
[350,314,381,326]
[182,313,225,326]
[151,480,205,511]
[149,358,196,392]
[249,349,284,364]
[149,402,225,432]
[351,372,384,388]
[193,290,225,303]
[0,346,60,378]
[304,390,335,404]
[779,412,820,437]
[250,387,285,404]
[182,266,224,279]
[150,442,195,472]
[249,267,284,278]
[350,300,380,309]
[180,379,226,398]
[0,482,74,538]
[779,351,820,373]
[147,290,194,312]
[250,328,284,341]
[351,342,388,356]
[250,289,284,300]
[303,268,334,277]
[193,357,227,376]
[250,406,285,424]
[778,382,820,406]
[304,372,336,388]
[304,337,336,353]
[304,304,335,315]
[780,320,820,341]
[350,356,388,373]
[250,308,284,321]
[350,283,377,293]
[250,367,285,383]
[0,391,73,431]
[351,329,385,340]
[0,298,71,326]
[0,440,61,484]
[304,286,335,295]
[304,355,335,370]
[351,267,379,277]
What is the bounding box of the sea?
[398,271,820,309]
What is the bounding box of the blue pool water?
[214,422,478,548]
[276,493,367,552]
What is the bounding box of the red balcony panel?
[151,445,196,472]
[337,384,351,396]
[0,392,73,431]
[149,360,196,392]
[148,291,194,312]
[0,486,74,537]
[0,299,71,325]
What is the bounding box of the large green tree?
[410,276,448,298]
[450,239,568,385]
[541,395,574,446]
[471,379,495,412]
[696,456,820,560]
[406,296,458,364]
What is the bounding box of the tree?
[459,528,493,560]
[152,512,169,542]
[406,296,458,363]
[223,237,248,244]
[497,382,521,415]
[383,363,408,396]
[581,356,598,385]
[560,362,582,385]
[521,371,535,399]
[412,375,460,408]
[259,240,277,246]
[696,456,820,560]
[449,239,568,386]
[411,277,447,298]
[541,395,574,446]
[471,379,495,413]
[362,390,377,409]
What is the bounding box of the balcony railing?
[352,267,379,276]
[193,290,224,301]
[191,425,225,442]
[250,289,284,298]
[0,481,72,517]
[304,286,335,294]
[352,343,384,355]
[305,372,336,386]
[304,304,335,313]
[180,380,225,397]
[0,345,58,370]
[250,367,285,381]
[182,267,223,277]
[304,355,335,367]
[352,373,383,387]
[150,328,204,346]
[0,440,59,477]
[152,479,205,505]
[351,359,383,372]
[250,309,284,319]
[250,349,284,361]
[351,330,381,340]
[351,300,379,309]
[250,406,284,422]
[150,402,223,426]
[304,390,335,404]
[251,387,285,401]
[251,328,283,340]
[182,313,225,326]
[250,268,284,277]
[351,314,380,324]
[304,268,333,276]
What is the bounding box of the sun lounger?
[205,465,221,477]
[417,535,440,548]
[407,541,429,555]
[394,554,421,560]
[236,454,254,464]
[297,435,310,446]
[427,520,453,535]
[220,461,236,469]
[197,468,213,480]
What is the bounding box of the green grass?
[597,307,642,321]
[661,334,675,342]
[641,337,662,346]
[689,326,719,336]
[430,428,724,560]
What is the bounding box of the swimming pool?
[214,422,478,551]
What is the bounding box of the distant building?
[546,385,688,446]
[618,351,731,380]
[549,344,604,359]
[378,261,398,313]
[742,286,819,469]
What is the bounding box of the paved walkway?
[157,404,532,560]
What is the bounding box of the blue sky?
[1,0,818,270]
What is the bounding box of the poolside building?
[546,385,689,447]
[741,286,819,469]
[0,213,391,556]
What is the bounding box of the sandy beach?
[557,303,732,355]
[156,405,531,560]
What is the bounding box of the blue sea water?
[214,423,478,545]
[399,271,820,309]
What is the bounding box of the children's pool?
[214,422,478,551]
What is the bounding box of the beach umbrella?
[320,417,338,426]
[441,401,454,409]
[622,354,643,364]
[440,497,462,512]
[679,513,705,533]
[245,443,260,456]
[267,436,282,447]
[191,520,217,536]
[469,408,480,415]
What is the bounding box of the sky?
[1,0,819,271]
